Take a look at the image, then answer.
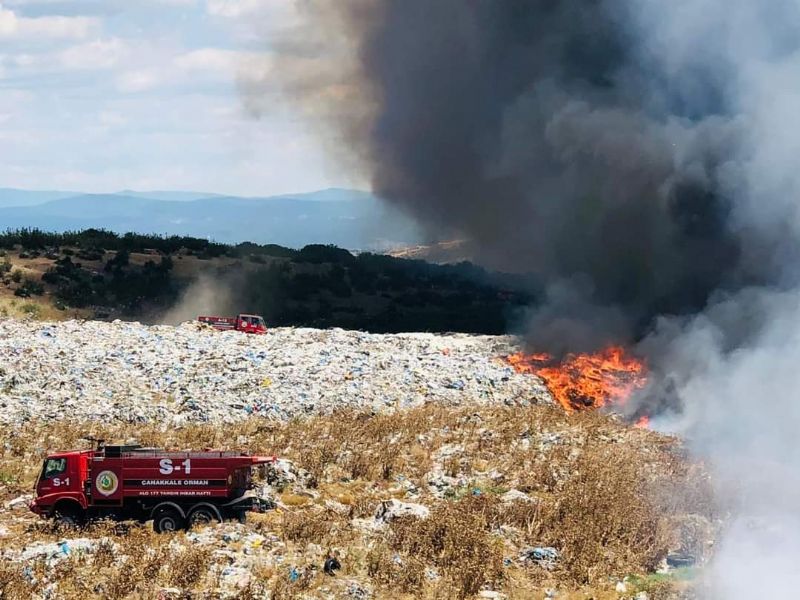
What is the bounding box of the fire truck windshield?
[43,458,66,478]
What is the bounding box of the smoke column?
[244,0,800,352]
[245,1,800,597]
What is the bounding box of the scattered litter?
[219,565,251,588]
[538,432,563,449]
[435,444,464,460]
[666,552,696,568]
[520,546,559,569]
[18,538,100,565]
[426,470,469,498]
[500,489,533,503]
[375,499,430,523]
[345,581,372,599]
[0,321,549,425]
[324,554,341,576]
[5,495,32,511]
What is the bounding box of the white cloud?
[174,47,239,72]
[206,0,268,18]
[5,1,83,5]
[116,68,161,93]
[5,0,196,11]
[0,1,347,196]
[174,47,264,74]
[0,3,97,39]
[0,38,128,74]
[57,38,127,70]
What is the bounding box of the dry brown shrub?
[269,564,317,600]
[366,541,428,593]
[234,579,274,600]
[654,460,718,518]
[167,545,214,589]
[443,454,462,478]
[533,442,670,584]
[281,508,349,547]
[0,560,34,599]
[515,443,575,494]
[500,499,543,536]
[407,442,433,475]
[91,538,117,569]
[388,495,505,599]
[103,561,149,600]
[344,450,373,480]
[349,494,379,519]
[280,492,312,507]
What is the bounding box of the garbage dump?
[0,319,550,426]
[0,370,712,599]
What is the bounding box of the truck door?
[238,316,252,333]
[36,456,79,497]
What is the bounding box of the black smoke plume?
[252,0,798,353]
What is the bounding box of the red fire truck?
[198,314,267,334]
[30,443,275,532]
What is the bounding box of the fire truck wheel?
[53,503,84,528]
[153,508,184,533]
[188,506,220,528]
[54,510,80,528]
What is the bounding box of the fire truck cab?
[33,450,92,524]
[31,443,274,532]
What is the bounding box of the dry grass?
[280,507,351,548]
[0,404,714,599]
[0,296,82,321]
[388,495,505,598]
[536,443,668,582]
[167,545,214,588]
[0,526,207,599]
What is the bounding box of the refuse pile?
[0,319,550,426]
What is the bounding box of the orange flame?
[506,346,647,415]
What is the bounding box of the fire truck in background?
[30,442,275,532]
[198,314,267,334]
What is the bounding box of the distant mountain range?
[0,188,424,250]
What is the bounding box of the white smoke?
[632,2,800,596]
[643,289,800,598]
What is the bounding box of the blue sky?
[0,0,357,195]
